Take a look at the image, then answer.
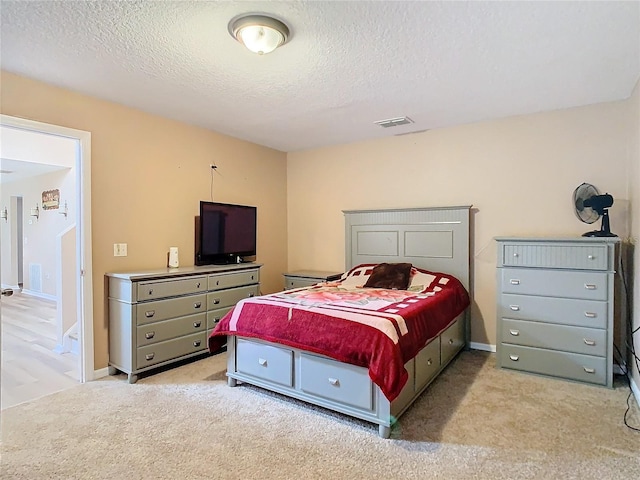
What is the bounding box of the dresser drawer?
[415,337,441,391]
[499,344,607,386]
[207,306,233,330]
[236,339,293,387]
[499,294,607,329]
[501,243,608,270]
[500,268,607,301]
[136,313,206,347]
[501,319,606,357]
[136,276,207,301]
[440,317,465,366]
[135,294,206,325]
[284,277,319,289]
[208,269,259,291]
[300,353,373,410]
[207,285,259,309]
[136,332,207,368]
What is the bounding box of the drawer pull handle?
[584,312,597,318]
[328,377,340,386]
[212,298,220,305]
[509,355,519,361]
[587,255,594,260]
[145,353,155,361]
[248,293,255,298]
[214,317,221,323]
[509,305,520,311]
[145,331,155,339]
[193,321,201,328]
[196,282,201,288]
[193,340,201,347]
[510,279,520,285]
[258,358,267,366]
[584,284,597,290]
[513,253,519,258]
[448,338,454,345]
[509,329,520,336]
[216,280,220,286]
[194,302,202,309]
[583,339,596,346]
[148,289,153,296]
[583,367,596,374]
[145,310,155,318]
[427,358,433,366]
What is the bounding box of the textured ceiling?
[1,1,639,152]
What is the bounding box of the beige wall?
[287,101,631,346]
[0,71,288,369]
[628,78,639,392]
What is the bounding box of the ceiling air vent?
[374,116,414,128]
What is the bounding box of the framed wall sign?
[42,189,60,210]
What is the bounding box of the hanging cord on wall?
[615,249,640,432]
[210,164,221,201]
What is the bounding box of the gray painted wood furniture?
[283,270,343,289]
[496,237,619,387]
[226,206,472,438]
[107,264,260,383]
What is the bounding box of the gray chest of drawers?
[107,263,260,383]
[495,237,619,387]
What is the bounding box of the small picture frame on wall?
[42,189,60,210]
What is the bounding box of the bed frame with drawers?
[225,206,472,438]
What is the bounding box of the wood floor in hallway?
[1,292,79,409]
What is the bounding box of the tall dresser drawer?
[135,294,206,325]
[300,353,373,410]
[500,268,607,300]
[136,276,207,301]
[208,269,260,291]
[499,344,607,386]
[136,313,206,347]
[499,294,608,329]
[501,319,606,357]
[501,244,608,270]
[136,332,207,368]
[236,339,293,387]
[207,285,258,309]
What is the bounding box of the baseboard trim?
[93,367,109,380]
[21,289,56,302]
[470,342,496,353]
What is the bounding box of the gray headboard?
[343,206,471,293]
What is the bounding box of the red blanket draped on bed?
[209,266,469,401]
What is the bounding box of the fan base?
[582,231,617,238]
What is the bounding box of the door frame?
[1,114,94,382]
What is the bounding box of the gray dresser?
[283,270,343,289]
[107,263,260,383]
[495,237,619,387]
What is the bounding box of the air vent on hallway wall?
[374,117,414,128]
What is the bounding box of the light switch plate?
[113,243,127,256]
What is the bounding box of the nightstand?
[283,270,343,289]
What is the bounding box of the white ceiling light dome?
[228,14,290,55]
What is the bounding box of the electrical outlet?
[113,243,127,257]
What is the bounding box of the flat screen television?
[195,201,257,265]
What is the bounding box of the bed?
[208,206,472,438]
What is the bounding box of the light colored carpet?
[1,350,638,479]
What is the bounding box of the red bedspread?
[208,265,469,401]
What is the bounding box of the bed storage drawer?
[300,353,373,410]
[136,313,206,347]
[136,332,207,368]
[236,339,293,387]
[499,294,608,329]
[208,269,260,291]
[440,318,464,366]
[207,285,258,309]
[415,337,441,391]
[501,318,606,357]
[136,276,207,301]
[135,294,206,325]
[500,268,607,300]
[499,344,607,386]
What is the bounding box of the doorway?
[0,115,94,395]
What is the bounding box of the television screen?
[196,201,257,265]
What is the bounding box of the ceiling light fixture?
[228,14,290,55]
